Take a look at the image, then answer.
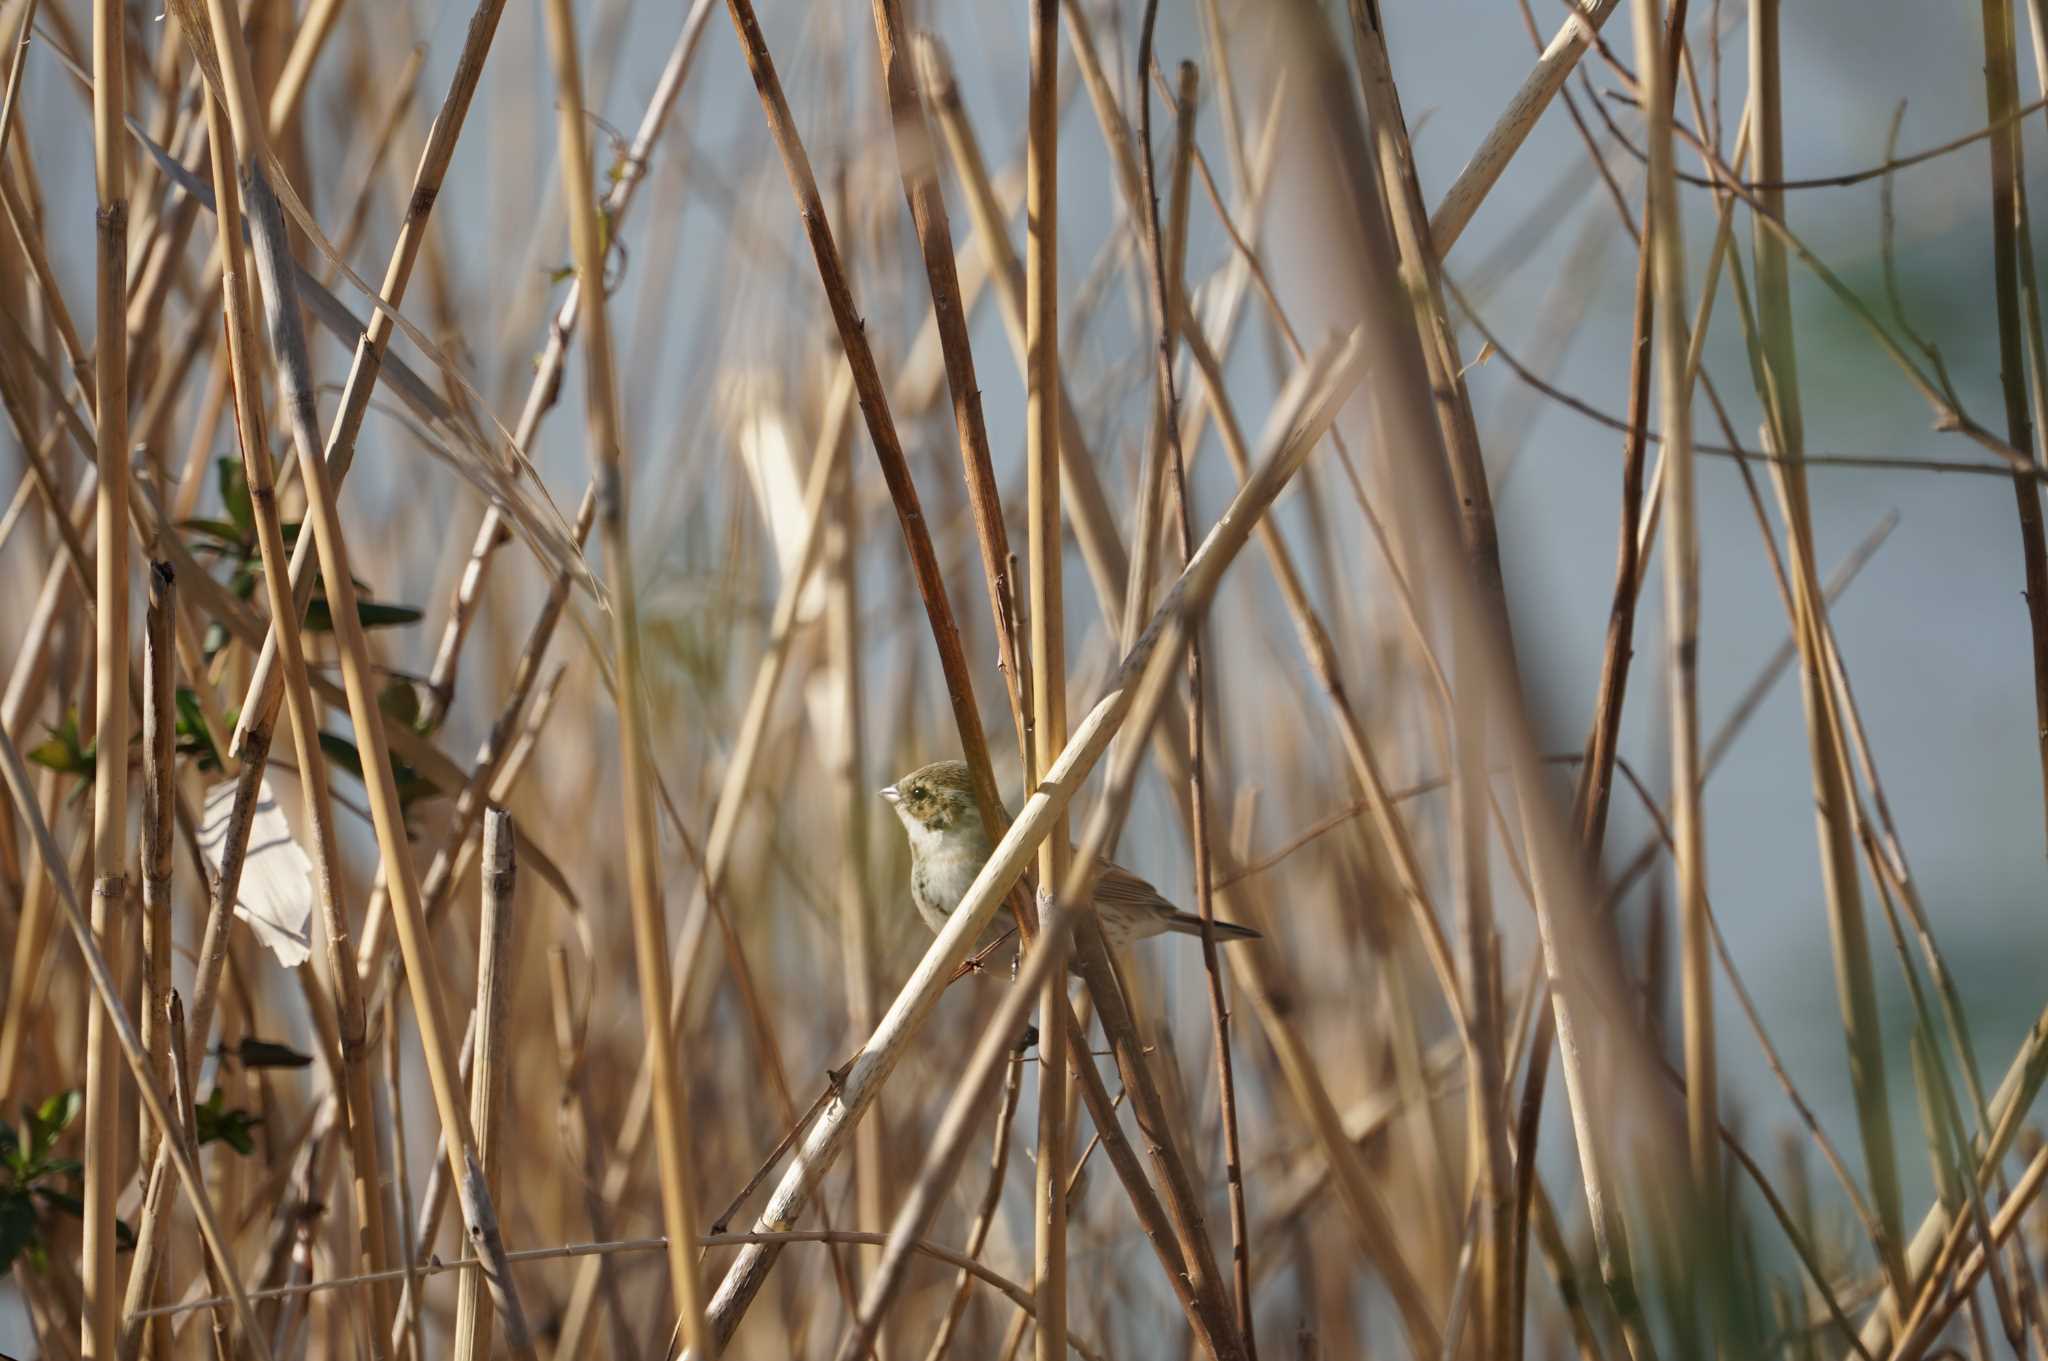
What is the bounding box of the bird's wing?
[1086,855,1178,918]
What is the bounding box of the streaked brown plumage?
[880,759,1261,951]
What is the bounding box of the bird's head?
[880,760,981,837]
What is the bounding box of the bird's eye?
[909,784,926,799]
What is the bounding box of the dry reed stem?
[704,333,1360,1348]
[138,560,174,1169]
[538,0,709,1352]
[916,33,1132,634]
[178,0,539,1350]
[866,0,1027,757]
[1346,9,1521,1351]
[719,0,1005,837]
[419,0,715,730]
[1025,1,1071,1357]
[223,0,506,759]
[1631,0,1718,1217]
[130,77,400,1359]
[82,0,130,1353]
[1430,0,1622,251]
[835,560,1198,1361]
[453,810,524,1360]
[548,947,637,1358]
[1152,59,1258,1361]
[921,1052,1026,1361]
[1740,0,1908,1304]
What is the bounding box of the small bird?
[881,759,1261,951]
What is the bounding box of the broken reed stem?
[454,810,525,1360]
[1025,1,1070,1358]
[538,0,710,1352]
[1429,0,1622,251]
[84,0,131,1352]
[139,561,175,1172]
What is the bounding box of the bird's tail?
[1164,912,1261,942]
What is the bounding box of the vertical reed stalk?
[1748,0,1907,1299]
[1629,0,1715,1206]
[538,0,711,1352]
[138,560,174,1172]
[454,810,521,1361]
[1026,3,1070,1359]
[83,0,130,1351]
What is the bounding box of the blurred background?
[4,0,2048,1356]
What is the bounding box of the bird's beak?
[879,784,900,805]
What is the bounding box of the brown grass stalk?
[538,0,709,1351]
[1630,0,1717,1216]
[1025,2,1071,1358]
[138,560,173,1170]
[82,0,131,1353]
[718,0,1006,836]
[176,0,540,1350]
[1151,57,1259,1361]
[181,72,399,1356]
[453,809,524,1360]
[865,0,1027,755]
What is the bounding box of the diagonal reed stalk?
[171,0,540,1351]
[704,332,1362,1349]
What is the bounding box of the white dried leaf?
[198,776,314,969]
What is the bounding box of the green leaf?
[0,1190,34,1274]
[32,1187,82,1219]
[27,711,93,778]
[356,600,426,631]
[318,732,440,812]
[231,1037,313,1070]
[27,1091,79,1162]
[216,458,254,537]
[178,517,250,551]
[174,689,222,772]
[193,1089,261,1157]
